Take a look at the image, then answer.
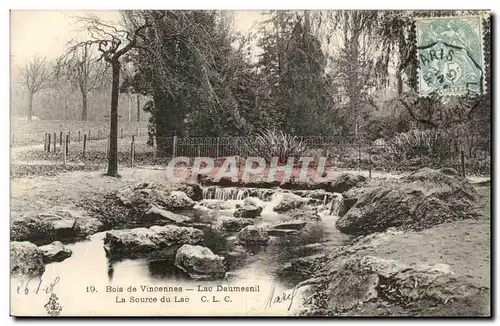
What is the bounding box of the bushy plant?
[241,129,310,163]
[384,129,447,160]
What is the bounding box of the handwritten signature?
[260,283,300,311]
[16,276,60,295]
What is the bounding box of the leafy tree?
[255,11,334,136]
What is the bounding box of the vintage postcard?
[10,9,491,317]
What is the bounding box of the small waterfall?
[261,192,284,216]
[328,194,345,216]
[202,186,275,201]
[202,186,250,200]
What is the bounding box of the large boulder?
[288,209,321,222]
[74,216,104,237]
[116,182,171,212]
[145,206,192,224]
[327,173,366,193]
[235,226,270,245]
[243,197,266,210]
[38,241,72,264]
[336,168,478,235]
[175,244,225,279]
[10,241,45,276]
[171,183,203,201]
[11,216,55,245]
[198,200,233,210]
[11,210,78,245]
[234,204,263,218]
[329,194,347,217]
[103,225,203,257]
[316,255,488,315]
[213,217,254,232]
[273,193,309,213]
[165,191,196,211]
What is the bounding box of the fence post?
[68,131,71,145]
[357,141,361,171]
[172,135,178,158]
[130,136,135,167]
[47,133,51,152]
[53,132,57,153]
[121,128,123,139]
[368,147,372,179]
[106,136,110,159]
[44,133,47,151]
[59,131,63,146]
[153,137,157,162]
[63,135,68,166]
[65,134,69,157]
[461,150,466,178]
[83,134,87,158]
[216,137,220,158]
[78,130,81,143]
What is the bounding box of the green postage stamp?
[416,15,486,96]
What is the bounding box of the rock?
[321,255,487,313]
[289,254,327,279]
[103,225,203,257]
[74,216,104,237]
[213,217,254,232]
[145,206,192,224]
[329,194,347,217]
[175,244,225,279]
[336,168,479,235]
[171,183,203,201]
[243,197,266,209]
[10,241,45,276]
[234,204,263,218]
[116,182,171,212]
[288,209,321,222]
[165,191,196,210]
[273,193,309,213]
[235,226,270,245]
[290,243,325,256]
[327,173,366,193]
[11,210,78,245]
[38,241,72,264]
[198,200,233,210]
[273,221,307,230]
[11,215,55,245]
[267,229,299,236]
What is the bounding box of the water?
[11,188,350,316]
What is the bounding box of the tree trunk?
[81,91,88,121]
[107,61,120,177]
[28,92,33,121]
[136,94,141,122]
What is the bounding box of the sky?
[10,10,264,70]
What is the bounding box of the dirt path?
[10,167,167,216]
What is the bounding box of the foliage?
[255,11,335,136]
[241,129,310,163]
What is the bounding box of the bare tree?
[20,56,52,121]
[58,42,108,121]
[62,14,153,177]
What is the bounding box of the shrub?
[384,129,449,160]
[241,129,310,163]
